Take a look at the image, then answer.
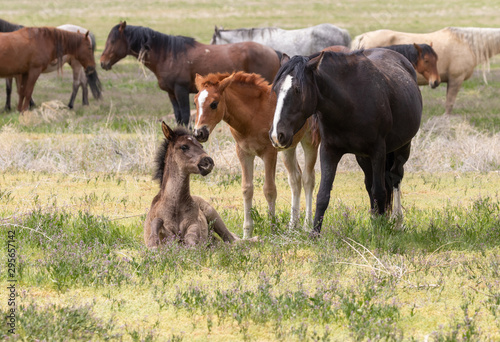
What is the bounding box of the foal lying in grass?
[144,122,242,247]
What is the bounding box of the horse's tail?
[86,68,102,100]
[309,113,321,148]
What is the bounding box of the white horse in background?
[211,24,351,57]
[352,27,500,115]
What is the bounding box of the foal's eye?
[210,101,218,110]
[180,145,189,151]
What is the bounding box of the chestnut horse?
[270,49,422,236]
[323,43,440,87]
[145,122,243,247]
[100,21,281,126]
[193,72,320,238]
[352,27,500,114]
[0,19,101,110]
[0,26,100,112]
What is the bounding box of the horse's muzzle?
[430,80,440,89]
[198,156,214,176]
[269,129,292,150]
[100,61,112,70]
[193,126,210,143]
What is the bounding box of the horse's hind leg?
[388,143,411,230]
[356,155,374,210]
[281,147,302,229]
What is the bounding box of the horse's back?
[364,48,422,146]
[236,42,280,82]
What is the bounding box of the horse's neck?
[223,84,271,133]
[160,166,192,203]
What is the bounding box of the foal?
[194,72,320,238]
[144,122,240,247]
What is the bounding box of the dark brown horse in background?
[323,43,440,88]
[145,121,244,247]
[100,21,281,126]
[0,26,101,112]
[270,49,422,236]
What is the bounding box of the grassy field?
[1,1,500,341]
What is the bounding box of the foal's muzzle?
[198,156,214,176]
[193,126,210,143]
[430,80,440,89]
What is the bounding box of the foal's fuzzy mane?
[226,71,271,93]
[153,126,191,185]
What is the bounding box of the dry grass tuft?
[18,101,75,126]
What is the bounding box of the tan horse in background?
[352,27,500,114]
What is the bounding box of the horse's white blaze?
[271,75,293,146]
[196,89,209,127]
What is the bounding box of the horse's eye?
[210,101,218,110]
[180,145,189,151]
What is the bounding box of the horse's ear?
[413,43,422,56]
[430,42,433,47]
[85,31,90,39]
[280,53,290,66]
[214,26,219,34]
[307,51,325,71]
[218,73,235,94]
[195,73,204,91]
[162,121,174,141]
[119,21,127,33]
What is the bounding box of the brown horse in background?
[352,27,500,114]
[100,21,281,126]
[323,43,440,87]
[145,122,243,247]
[193,72,320,238]
[0,26,100,112]
[0,19,101,111]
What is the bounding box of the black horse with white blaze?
[270,49,422,235]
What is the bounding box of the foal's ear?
[162,121,174,141]
[195,73,203,90]
[280,53,290,66]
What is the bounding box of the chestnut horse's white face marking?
[271,75,294,147]
[196,89,209,127]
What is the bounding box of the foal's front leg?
[281,147,302,229]
[262,149,278,221]
[236,145,256,239]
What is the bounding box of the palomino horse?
[211,24,351,56]
[0,26,101,112]
[323,43,440,88]
[352,27,500,114]
[193,72,320,238]
[100,21,281,126]
[270,49,422,236]
[145,122,242,247]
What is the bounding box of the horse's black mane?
[383,44,437,67]
[153,126,191,185]
[117,24,196,59]
[0,18,23,32]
